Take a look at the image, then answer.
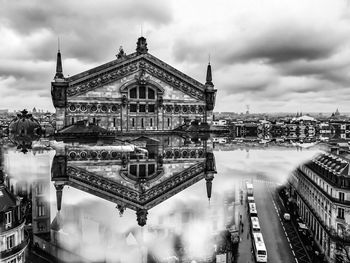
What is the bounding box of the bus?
[252,232,267,262]
[246,182,254,196]
[247,196,255,204]
[250,217,261,232]
[248,203,258,217]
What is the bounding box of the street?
[253,179,296,263]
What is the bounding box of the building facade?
[0,148,28,263]
[289,151,350,263]
[51,37,216,132]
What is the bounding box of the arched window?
[128,86,157,100]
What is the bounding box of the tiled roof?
[0,185,17,212]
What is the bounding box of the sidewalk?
[234,187,254,263]
[278,187,326,263]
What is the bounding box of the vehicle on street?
[247,196,255,203]
[252,232,267,262]
[250,217,261,232]
[246,182,254,196]
[283,213,290,221]
[249,203,258,217]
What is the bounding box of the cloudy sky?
[1,0,350,113]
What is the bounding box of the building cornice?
[65,55,206,101]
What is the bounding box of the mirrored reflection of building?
[34,135,217,262]
[51,135,216,227]
[0,145,29,263]
[289,149,350,263]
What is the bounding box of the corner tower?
[204,62,217,124]
[51,45,68,130]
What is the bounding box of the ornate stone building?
[51,37,217,132]
[51,135,216,227]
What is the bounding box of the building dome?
[9,109,42,136]
[8,109,42,152]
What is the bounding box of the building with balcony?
[0,152,28,263]
[51,37,216,133]
[289,150,350,263]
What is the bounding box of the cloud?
[0,0,174,62]
[1,0,350,113]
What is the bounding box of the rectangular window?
[71,117,75,124]
[37,184,43,195]
[139,164,146,177]
[148,88,155,99]
[168,118,170,127]
[339,192,345,202]
[130,87,137,98]
[93,117,96,124]
[7,235,15,249]
[150,118,153,127]
[148,104,155,112]
[139,104,146,112]
[132,118,135,127]
[38,202,45,217]
[130,104,137,112]
[338,208,345,219]
[5,211,12,226]
[130,165,137,176]
[37,222,45,232]
[139,86,146,99]
[113,118,116,127]
[141,118,144,128]
[148,164,155,175]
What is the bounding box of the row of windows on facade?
[298,194,350,261]
[129,86,156,99]
[71,117,180,128]
[297,200,329,256]
[5,204,45,222]
[297,172,346,221]
[68,104,205,114]
[67,147,205,161]
[303,166,347,203]
[3,231,24,251]
[308,162,350,188]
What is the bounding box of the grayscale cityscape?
[1,1,350,263]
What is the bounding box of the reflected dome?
[9,109,42,136]
[9,109,42,152]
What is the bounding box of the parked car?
[283,213,291,221]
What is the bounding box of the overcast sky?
[1,0,350,113]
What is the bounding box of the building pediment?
[66,54,206,100]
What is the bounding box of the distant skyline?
[1,0,350,112]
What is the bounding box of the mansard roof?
[311,152,349,176]
[66,52,206,93]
